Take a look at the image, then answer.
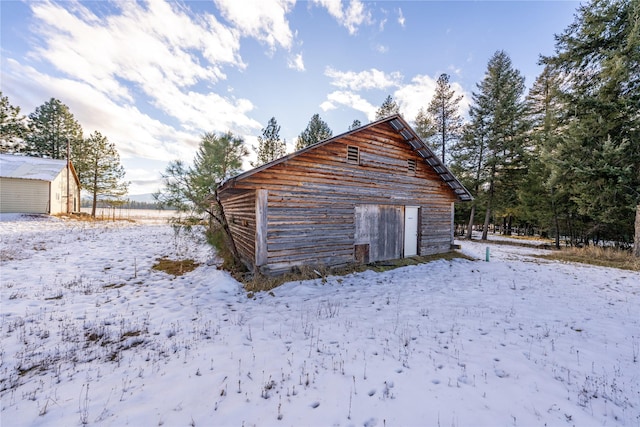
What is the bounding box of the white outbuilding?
[0,154,81,214]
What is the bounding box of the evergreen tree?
[460,51,528,239]
[542,0,640,246]
[295,113,332,150]
[253,117,286,167]
[0,92,28,153]
[450,108,488,239]
[375,95,400,120]
[414,107,436,142]
[155,131,248,265]
[25,98,83,159]
[73,131,129,217]
[519,66,569,247]
[348,119,362,130]
[426,73,464,164]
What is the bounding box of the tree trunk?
[91,161,98,218]
[465,204,476,240]
[634,204,640,257]
[91,186,97,218]
[482,205,491,240]
[550,188,560,249]
[482,174,494,240]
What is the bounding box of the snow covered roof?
[0,153,68,182]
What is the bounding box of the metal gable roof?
[219,114,473,201]
[0,154,68,182]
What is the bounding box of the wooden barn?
[0,154,81,215]
[217,115,473,275]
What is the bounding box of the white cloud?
[394,74,471,122]
[379,17,387,32]
[31,1,243,97]
[321,69,470,123]
[22,1,263,144]
[3,59,198,162]
[397,8,405,27]
[374,44,389,54]
[448,65,463,77]
[322,91,377,121]
[287,53,305,71]
[394,75,439,121]
[320,100,337,111]
[313,0,372,35]
[213,0,295,50]
[153,88,261,135]
[325,67,403,91]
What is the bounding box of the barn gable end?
[218,115,472,275]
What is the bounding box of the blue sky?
[1,0,580,195]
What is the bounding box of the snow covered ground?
[1,214,638,427]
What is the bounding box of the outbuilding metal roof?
[0,154,68,182]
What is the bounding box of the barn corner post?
[255,189,268,269]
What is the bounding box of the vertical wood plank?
[255,189,268,267]
[450,202,455,244]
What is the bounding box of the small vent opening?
[407,158,417,175]
[347,146,360,164]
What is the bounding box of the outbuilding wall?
[223,190,257,266]
[0,178,50,213]
[0,169,80,214]
[220,122,458,275]
[49,168,80,214]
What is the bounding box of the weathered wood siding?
[420,202,455,255]
[355,204,403,262]
[220,122,458,274]
[221,190,256,267]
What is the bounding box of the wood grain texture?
[219,121,463,275]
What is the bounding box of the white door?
[404,206,419,257]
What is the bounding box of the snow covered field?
[1,214,638,427]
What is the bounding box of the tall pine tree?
[73,131,129,217]
[450,109,488,239]
[295,114,332,150]
[155,131,248,265]
[458,51,528,239]
[348,119,362,130]
[519,66,569,247]
[375,95,400,120]
[414,107,436,142]
[543,0,640,246]
[0,92,28,153]
[25,98,83,159]
[253,117,286,167]
[426,74,463,164]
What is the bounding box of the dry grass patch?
[243,251,473,293]
[535,246,640,271]
[56,212,136,223]
[152,257,200,276]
